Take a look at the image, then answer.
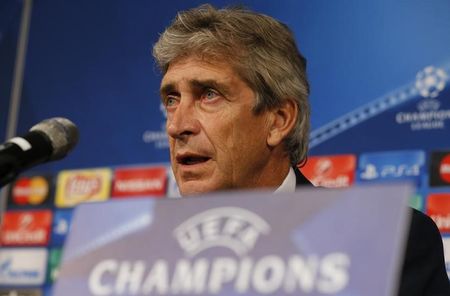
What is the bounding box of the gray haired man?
[153,5,450,295]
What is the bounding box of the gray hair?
[153,4,310,165]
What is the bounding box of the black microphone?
[0,117,79,187]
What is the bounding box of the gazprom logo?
[0,249,47,286]
[173,207,271,257]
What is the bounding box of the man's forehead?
[160,56,236,87]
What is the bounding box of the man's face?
[160,56,273,195]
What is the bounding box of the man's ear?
[267,99,298,147]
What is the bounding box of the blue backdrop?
[1,0,450,172]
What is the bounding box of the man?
[153,4,449,295]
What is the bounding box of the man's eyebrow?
[159,79,231,101]
[190,79,231,95]
[160,83,176,98]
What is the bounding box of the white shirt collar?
[274,167,296,193]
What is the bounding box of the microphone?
[0,117,79,187]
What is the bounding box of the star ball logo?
[396,65,450,131]
[88,207,350,295]
[415,66,447,99]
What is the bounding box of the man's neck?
[274,167,296,193]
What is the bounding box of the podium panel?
[54,184,412,296]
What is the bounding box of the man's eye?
[166,97,177,107]
[203,89,219,101]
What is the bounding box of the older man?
[153,4,449,295]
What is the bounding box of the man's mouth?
[177,154,211,165]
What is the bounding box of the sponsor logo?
[88,208,350,295]
[173,207,271,257]
[426,194,450,234]
[51,210,73,246]
[55,169,111,207]
[142,103,169,149]
[358,150,425,181]
[9,176,51,207]
[409,194,423,212]
[0,289,42,296]
[0,210,52,246]
[440,155,450,183]
[47,248,62,283]
[0,249,47,286]
[443,237,450,279]
[395,66,449,131]
[112,166,167,197]
[429,151,450,186]
[300,155,356,188]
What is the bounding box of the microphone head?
[30,117,79,160]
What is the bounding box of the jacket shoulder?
[398,208,450,296]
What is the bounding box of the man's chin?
[178,180,222,196]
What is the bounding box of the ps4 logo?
[360,164,421,180]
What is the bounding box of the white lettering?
[234,257,253,293]
[316,175,350,188]
[440,164,450,174]
[171,258,209,294]
[13,186,47,196]
[202,216,220,241]
[223,217,245,236]
[284,255,319,293]
[175,227,201,254]
[237,226,259,250]
[317,253,350,293]
[87,254,351,295]
[141,260,169,294]
[89,259,117,296]
[115,261,145,294]
[252,255,285,293]
[396,110,450,124]
[115,179,163,192]
[3,230,46,244]
[431,214,450,230]
[208,257,237,293]
[66,177,100,197]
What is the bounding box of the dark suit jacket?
[294,168,450,296]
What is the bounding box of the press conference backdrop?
[1,0,450,294]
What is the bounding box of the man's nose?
[166,99,201,139]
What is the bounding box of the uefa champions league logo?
[173,207,271,257]
[141,102,169,148]
[159,101,167,119]
[415,66,447,99]
[415,66,447,112]
[396,65,450,130]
